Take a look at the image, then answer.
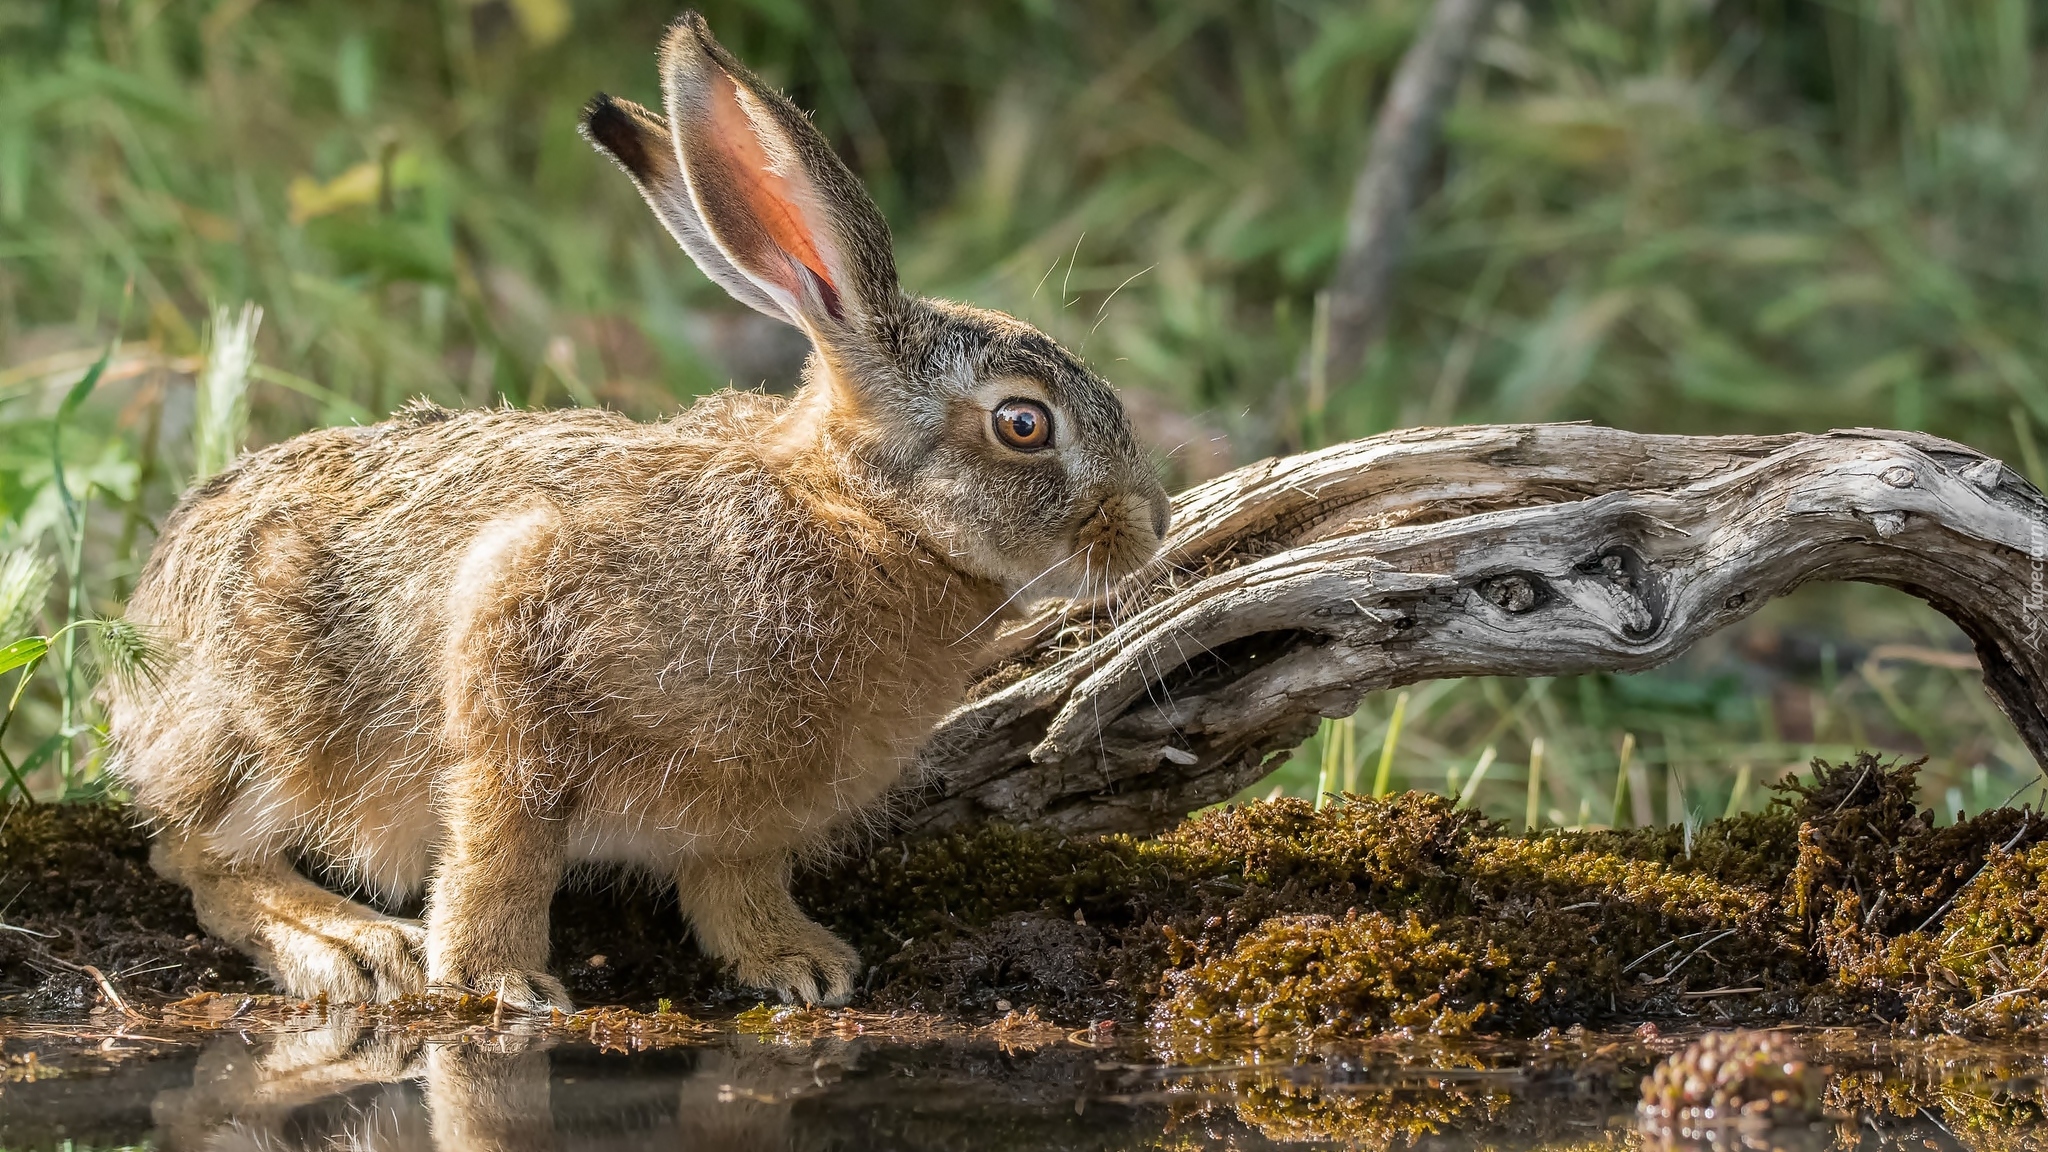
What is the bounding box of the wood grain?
[897,424,2048,838]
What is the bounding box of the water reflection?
[149,1017,882,1152]
[13,1013,1164,1152]
[5,1017,2048,1150]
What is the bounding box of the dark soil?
[9,753,2048,1046]
[0,804,256,1012]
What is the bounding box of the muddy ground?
[6,754,2048,1046]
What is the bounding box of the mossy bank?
[6,754,2048,1048]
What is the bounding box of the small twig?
[1963,982,2045,1015]
[493,975,508,1030]
[1653,929,1737,984]
[1963,987,2035,1013]
[1916,1106,1959,1143]
[1997,774,2042,811]
[51,955,144,1020]
[9,925,147,1018]
[1831,764,1874,815]
[1680,986,1763,998]
[1623,940,1679,974]
[0,920,59,939]
[1623,928,1720,974]
[1957,952,2048,1016]
[1915,811,2031,934]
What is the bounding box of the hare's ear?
[581,92,789,322]
[581,12,900,346]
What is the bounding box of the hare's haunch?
[108,12,1168,1009]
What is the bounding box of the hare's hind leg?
[153,833,426,1002]
[675,854,860,1006]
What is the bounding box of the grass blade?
[1371,689,1411,798]
[1610,732,1636,828]
[194,303,263,482]
[1456,745,1497,809]
[1725,763,1753,818]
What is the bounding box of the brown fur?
[107,13,1166,1008]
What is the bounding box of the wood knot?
[1577,545,1663,640]
[1480,574,1544,614]
[1961,458,2004,490]
[1879,465,1917,489]
[1599,552,1632,586]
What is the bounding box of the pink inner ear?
[705,70,840,307]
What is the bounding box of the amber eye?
[992,399,1053,452]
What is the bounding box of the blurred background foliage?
[0,0,2040,819]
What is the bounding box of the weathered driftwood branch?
[902,424,2048,838]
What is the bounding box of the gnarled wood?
[901,424,2048,838]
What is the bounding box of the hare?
[107,10,1168,1010]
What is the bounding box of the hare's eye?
[992,399,1053,452]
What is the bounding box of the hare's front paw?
[732,921,861,1006]
[268,915,427,1003]
[428,966,574,1014]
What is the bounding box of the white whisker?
[957,542,1091,643]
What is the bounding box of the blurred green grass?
[0,0,2041,814]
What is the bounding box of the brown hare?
[107,11,1168,1009]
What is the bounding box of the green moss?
[788,752,2048,1043]
[1145,792,1481,896]
[1845,838,2048,1034]
[1143,805,1806,1051]
[1464,833,1776,930]
[1150,910,1505,1054]
[1760,754,2048,1033]
[10,752,2046,1044]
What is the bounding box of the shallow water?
[2,1015,2044,1151]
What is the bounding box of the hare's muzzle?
[1075,491,1168,585]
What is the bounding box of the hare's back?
[111,406,686,831]
[133,406,663,627]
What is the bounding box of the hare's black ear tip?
[581,94,650,173]
[579,93,624,146]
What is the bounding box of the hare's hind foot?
[677,856,861,1006]
[151,834,427,1003]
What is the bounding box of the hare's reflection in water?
[149,1014,827,1152]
